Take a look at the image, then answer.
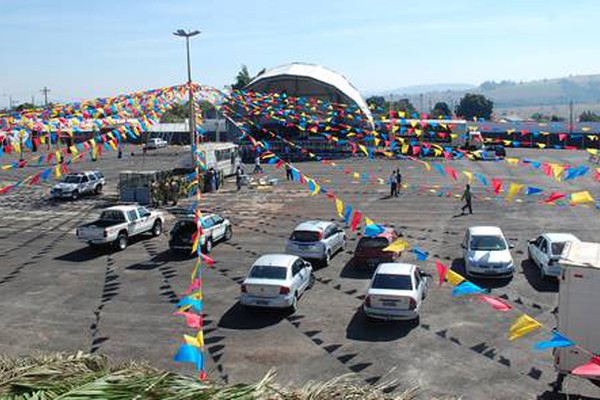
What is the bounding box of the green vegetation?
[456,93,493,120]
[579,110,600,122]
[530,112,564,122]
[232,65,266,91]
[431,101,451,117]
[0,352,417,400]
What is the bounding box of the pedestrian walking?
[286,164,293,181]
[214,168,221,191]
[395,169,402,196]
[150,180,159,207]
[253,156,263,174]
[236,166,243,191]
[209,167,217,192]
[389,171,397,198]
[461,184,473,215]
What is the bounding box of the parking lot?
[0,147,599,399]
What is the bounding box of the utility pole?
[569,100,574,148]
[419,93,424,116]
[173,29,201,169]
[41,87,51,150]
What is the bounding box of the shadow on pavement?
[345,308,418,342]
[521,260,559,293]
[56,235,158,263]
[218,302,288,330]
[339,259,374,280]
[451,258,512,289]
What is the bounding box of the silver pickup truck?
[51,171,105,200]
[76,205,164,250]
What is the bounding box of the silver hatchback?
[285,221,346,266]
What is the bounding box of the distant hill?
[380,83,476,96]
[371,74,600,118]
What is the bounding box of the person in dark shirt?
[461,184,473,214]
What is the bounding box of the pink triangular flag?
[173,311,203,329]
[478,295,513,312]
[183,279,203,295]
[435,260,448,286]
[571,356,600,377]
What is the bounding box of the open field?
[0,147,599,399]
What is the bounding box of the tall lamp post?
[173,29,201,168]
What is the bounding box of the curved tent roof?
[246,63,374,128]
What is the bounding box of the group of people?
[389,169,403,197]
[205,167,221,193]
[150,177,181,207]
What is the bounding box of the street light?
[173,29,201,168]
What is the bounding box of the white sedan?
[528,233,581,279]
[363,263,429,321]
[240,254,314,312]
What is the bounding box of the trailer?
[553,241,600,391]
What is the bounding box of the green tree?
[366,95,386,110]
[455,93,493,120]
[579,110,600,122]
[395,98,416,116]
[431,101,451,117]
[232,65,266,90]
[14,102,36,112]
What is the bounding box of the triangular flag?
[570,190,594,205]
[452,281,486,297]
[534,330,574,351]
[571,356,600,377]
[435,260,448,286]
[383,239,409,253]
[478,295,512,311]
[509,314,542,341]
[445,269,465,286]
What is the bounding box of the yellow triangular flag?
[506,183,524,199]
[509,314,542,341]
[505,157,519,165]
[587,148,598,156]
[54,165,62,178]
[446,270,465,286]
[570,190,594,205]
[335,198,344,218]
[184,330,204,347]
[463,170,473,183]
[364,217,375,226]
[353,172,360,179]
[383,239,410,253]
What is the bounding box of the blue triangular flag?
[534,331,575,351]
[452,281,486,297]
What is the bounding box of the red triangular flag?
[350,210,362,232]
[571,356,600,377]
[435,260,448,286]
[544,192,566,204]
[491,178,503,195]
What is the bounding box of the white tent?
[246,62,374,129]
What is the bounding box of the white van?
[462,226,514,278]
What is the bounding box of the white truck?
[51,171,105,200]
[553,241,600,391]
[76,205,164,250]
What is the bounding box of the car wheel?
[289,293,298,313]
[308,272,315,289]
[322,250,331,267]
[203,238,213,254]
[224,226,232,241]
[94,184,103,195]
[116,233,128,251]
[152,220,162,237]
[71,191,79,201]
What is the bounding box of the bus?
[179,142,241,177]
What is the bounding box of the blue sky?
[1,0,599,107]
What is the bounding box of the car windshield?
[290,230,320,242]
[63,175,82,184]
[372,273,413,290]
[99,210,125,222]
[358,237,389,249]
[249,265,287,280]
[470,235,506,251]
[551,242,567,256]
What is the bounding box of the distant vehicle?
[455,130,484,151]
[179,142,241,177]
[363,263,429,321]
[553,242,600,391]
[169,212,232,254]
[285,221,346,267]
[462,226,515,278]
[51,171,105,200]
[145,138,168,149]
[352,228,401,268]
[76,205,164,250]
[240,254,314,312]
[528,233,581,279]
[472,144,506,161]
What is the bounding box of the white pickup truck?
[76,205,164,250]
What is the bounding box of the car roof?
[543,233,581,243]
[175,212,219,222]
[252,254,299,268]
[468,226,503,236]
[375,262,415,275]
[104,205,140,212]
[293,220,332,232]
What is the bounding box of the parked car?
[240,254,314,312]
[462,226,515,278]
[363,263,429,321]
[169,212,232,254]
[472,144,506,161]
[352,228,401,268]
[528,233,581,279]
[76,205,164,250]
[51,171,105,200]
[145,138,168,149]
[285,221,346,266]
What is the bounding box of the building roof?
[247,62,374,128]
